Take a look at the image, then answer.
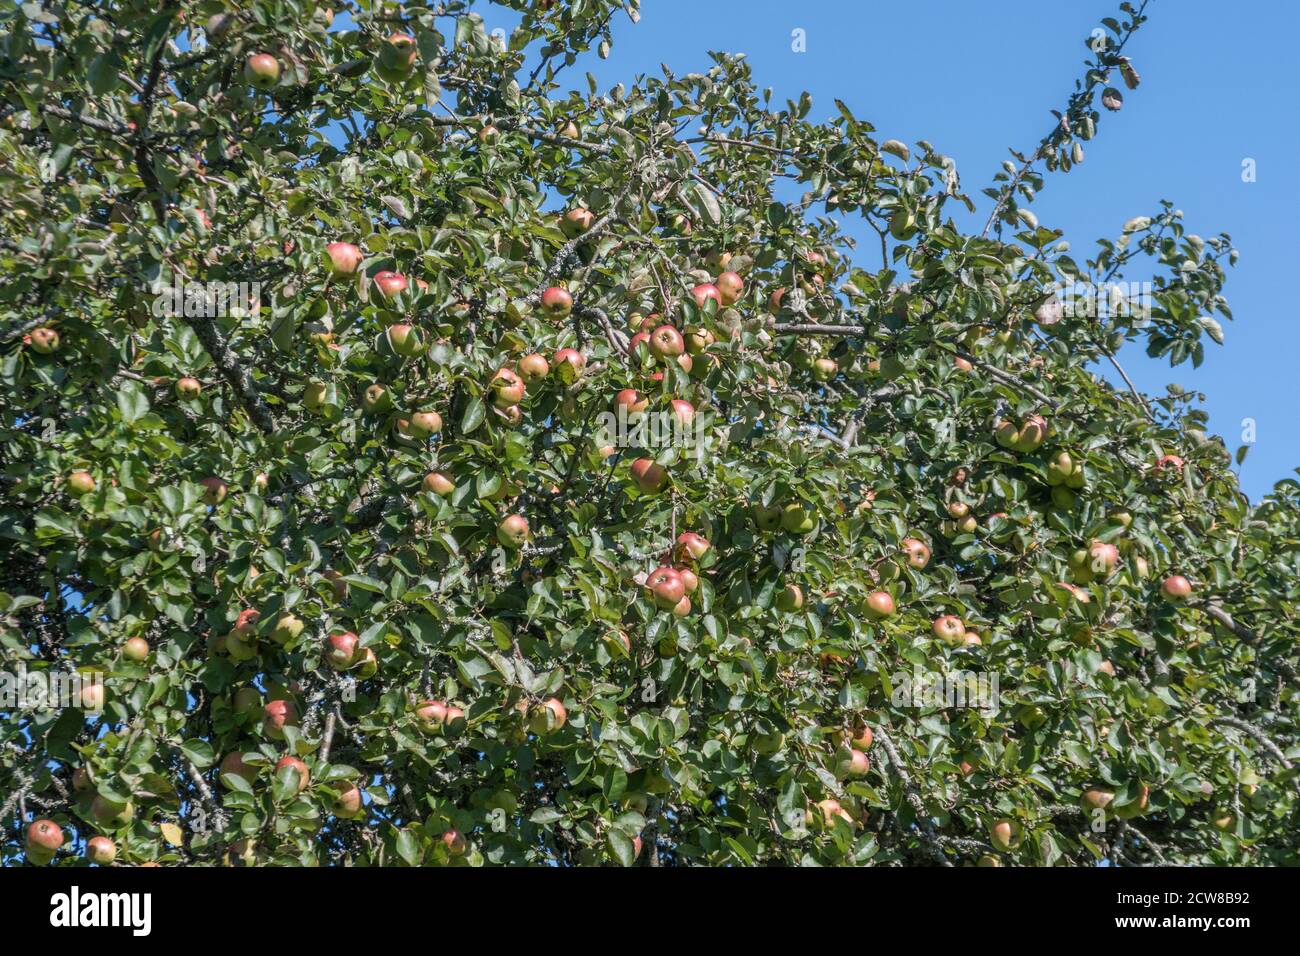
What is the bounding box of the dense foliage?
[2,0,1297,867]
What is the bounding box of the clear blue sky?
[466,0,1297,501]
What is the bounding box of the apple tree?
[2,0,1297,867]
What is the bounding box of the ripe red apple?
[989,818,1021,851]
[325,241,364,276]
[79,682,105,710]
[851,725,874,750]
[373,270,408,299]
[864,590,896,619]
[1153,454,1185,476]
[1082,788,1115,812]
[554,348,586,383]
[529,697,567,734]
[175,376,202,400]
[675,567,699,594]
[244,52,281,90]
[900,538,930,569]
[649,324,685,359]
[442,829,467,856]
[811,357,838,381]
[646,567,686,610]
[560,207,595,238]
[407,410,443,439]
[416,700,449,732]
[26,819,63,859]
[122,636,150,662]
[1016,414,1049,451]
[519,353,550,382]
[630,458,667,494]
[275,755,310,793]
[325,631,359,671]
[375,33,418,83]
[198,476,227,506]
[477,124,499,143]
[67,470,96,496]
[931,615,966,646]
[670,398,695,425]
[1160,575,1192,603]
[837,748,870,779]
[86,835,116,864]
[615,388,649,414]
[690,283,722,309]
[29,327,60,353]
[715,271,744,306]
[775,583,804,612]
[262,699,300,740]
[331,781,364,819]
[541,286,573,318]
[497,513,530,548]
[815,798,853,826]
[490,367,526,408]
[422,471,454,496]
[674,532,711,564]
[1087,540,1120,576]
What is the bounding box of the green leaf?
[116,381,151,423]
[180,739,215,768]
[461,396,485,434]
[606,828,635,867]
[395,828,424,866]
